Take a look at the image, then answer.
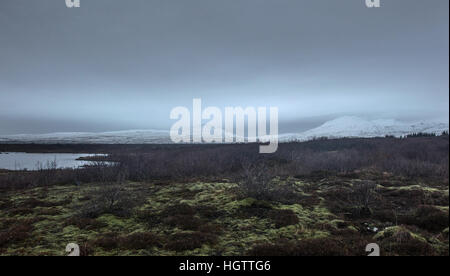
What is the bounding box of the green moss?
[96,214,143,233]
[328,219,347,229]
[278,204,335,228]
[1,176,448,256]
[383,184,443,193]
[374,226,427,243]
[347,226,359,232]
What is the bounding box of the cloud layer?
[0,0,448,134]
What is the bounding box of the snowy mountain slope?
[0,116,448,144]
[0,129,172,144]
[281,116,449,141]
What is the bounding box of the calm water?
[0,152,107,170]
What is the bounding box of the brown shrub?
[91,232,163,251]
[195,205,224,219]
[172,188,199,200]
[21,198,51,208]
[321,187,353,214]
[37,207,62,216]
[372,209,397,223]
[237,200,273,219]
[1,137,448,190]
[297,195,321,209]
[0,198,12,210]
[350,180,378,217]
[79,242,95,256]
[78,195,92,202]
[389,239,437,256]
[410,205,449,232]
[268,209,299,228]
[162,203,196,217]
[119,232,162,250]
[159,203,207,230]
[247,241,297,256]
[53,197,73,206]
[91,233,120,250]
[296,239,349,256]
[8,207,34,216]
[238,161,273,200]
[197,223,223,235]
[64,217,107,230]
[248,237,370,256]
[165,232,217,251]
[381,188,426,207]
[423,191,449,206]
[163,215,203,231]
[77,201,106,219]
[380,233,437,256]
[135,210,161,226]
[267,181,306,204]
[78,184,144,218]
[0,221,34,247]
[21,198,57,208]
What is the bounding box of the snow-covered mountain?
[0,129,171,144]
[0,116,448,144]
[279,116,449,142]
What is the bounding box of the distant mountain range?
[0,116,448,144]
[278,116,449,142]
[0,129,171,144]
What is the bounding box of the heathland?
[0,135,448,256]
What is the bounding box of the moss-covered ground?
[0,175,448,256]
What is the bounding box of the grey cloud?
[0,0,448,134]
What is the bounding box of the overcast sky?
[0,0,448,134]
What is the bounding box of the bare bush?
[238,159,273,200]
[351,180,378,217]
[79,184,143,218]
[0,136,447,191]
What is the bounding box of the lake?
[0,152,107,170]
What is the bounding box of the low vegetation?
[0,136,448,255]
